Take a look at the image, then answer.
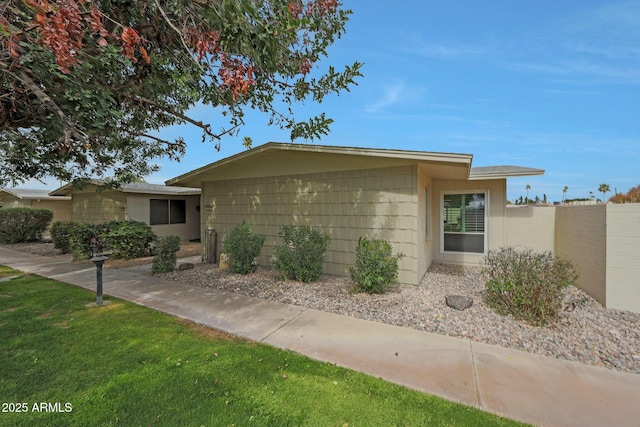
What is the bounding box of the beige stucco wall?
[555,205,607,305]
[430,178,507,266]
[605,204,640,313]
[31,200,72,223]
[70,189,127,224]
[127,194,200,241]
[505,205,555,252]
[202,165,419,285]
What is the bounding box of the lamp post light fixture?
[90,253,108,305]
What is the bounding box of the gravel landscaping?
[159,262,640,376]
[3,242,639,375]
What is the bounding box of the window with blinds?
[442,192,486,253]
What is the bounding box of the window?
[442,192,486,253]
[169,200,186,224]
[150,199,186,225]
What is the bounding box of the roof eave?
[468,169,545,180]
[166,142,474,187]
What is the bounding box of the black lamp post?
[90,253,108,305]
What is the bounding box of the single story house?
[0,188,71,223]
[50,181,201,242]
[167,142,544,285]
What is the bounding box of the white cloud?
[364,80,406,113]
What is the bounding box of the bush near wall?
[51,221,75,253]
[62,220,158,260]
[273,225,331,283]
[152,235,181,274]
[222,222,266,274]
[68,223,103,260]
[0,207,53,243]
[102,220,156,259]
[482,247,578,326]
[350,237,404,294]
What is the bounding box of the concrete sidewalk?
[1,246,639,427]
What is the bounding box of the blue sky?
[27,1,640,203]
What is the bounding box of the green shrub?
[103,220,156,259]
[152,235,181,274]
[68,223,103,260]
[482,247,578,326]
[273,225,331,283]
[50,221,75,253]
[350,237,404,294]
[222,222,266,274]
[0,207,53,243]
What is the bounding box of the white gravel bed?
[159,262,640,375]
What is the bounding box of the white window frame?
[440,190,489,254]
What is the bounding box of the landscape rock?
[446,295,473,311]
[178,263,194,271]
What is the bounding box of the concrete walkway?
[1,246,639,427]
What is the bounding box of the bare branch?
[135,96,218,137]
[134,96,240,143]
[132,132,186,150]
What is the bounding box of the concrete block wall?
[555,205,607,305]
[506,205,555,253]
[202,165,419,285]
[605,204,640,312]
[505,203,640,314]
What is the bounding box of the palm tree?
[598,183,610,203]
[562,186,568,203]
[525,184,531,204]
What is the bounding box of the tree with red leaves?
[0,0,361,186]
[609,185,640,203]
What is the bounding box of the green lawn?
[0,266,529,426]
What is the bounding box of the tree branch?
[153,0,203,71]
[6,68,87,150]
[136,96,217,136]
[134,96,241,145]
[132,131,185,151]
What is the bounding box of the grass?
[0,266,529,427]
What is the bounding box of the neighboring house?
[0,188,71,223]
[166,143,544,285]
[50,181,201,242]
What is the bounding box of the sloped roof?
[469,166,545,180]
[0,188,71,200]
[50,180,200,196]
[166,142,475,187]
[167,142,546,188]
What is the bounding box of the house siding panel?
[71,190,127,223]
[202,165,419,285]
[1,195,30,207]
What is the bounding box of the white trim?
[440,189,489,255]
[425,186,431,240]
